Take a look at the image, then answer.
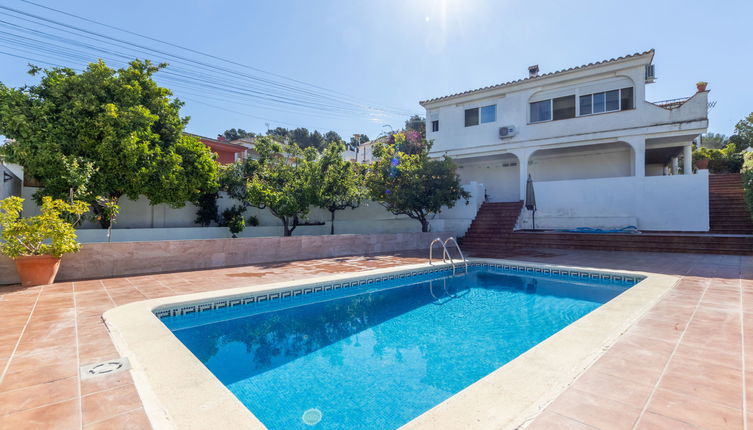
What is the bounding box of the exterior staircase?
[461,176,753,256]
[709,174,753,234]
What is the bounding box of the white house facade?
[420,50,710,231]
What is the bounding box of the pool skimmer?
[80,357,130,380]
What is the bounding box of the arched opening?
[528,142,634,182]
[455,153,520,202]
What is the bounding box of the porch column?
[671,157,679,175]
[626,137,646,177]
[514,150,531,201]
[683,144,692,174]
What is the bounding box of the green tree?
[367,132,469,232]
[734,112,753,148]
[316,142,365,234]
[404,115,426,138]
[224,137,318,236]
[222,128,256,141]
[324,130,343,145]
[0,60,219,228]
[701,133,729,149]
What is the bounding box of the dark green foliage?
[743,152,753,224]
[194,193,220,226]
[221,205,246,237]
[366,132,470,232]
[0,60,219,228]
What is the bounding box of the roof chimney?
[528,65,539,78]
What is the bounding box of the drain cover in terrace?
[80,357,131,380]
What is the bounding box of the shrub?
[742,152,753,223]
[221,206,246,237]
[0,196,89,258]
[693,144,744,174]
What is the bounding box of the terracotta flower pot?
[14,255,62,286]
[696,83,707,92]
[694,159,709,170]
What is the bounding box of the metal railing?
[650,96,691,110]
[428,237,467,275]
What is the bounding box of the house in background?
[420,49,712,232]
[188,133,248,165]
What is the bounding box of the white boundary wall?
[17,182,486,243]
[517,171,710,231]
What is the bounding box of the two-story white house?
[420,50,710,232]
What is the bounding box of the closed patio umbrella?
[525,174,536,230]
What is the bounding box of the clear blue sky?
[0,0,750,140]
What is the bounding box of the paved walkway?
[0,249,750,429]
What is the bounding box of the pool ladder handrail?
[444,237,468,274]
[428,237,468,275]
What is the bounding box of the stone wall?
[0,232,448,285]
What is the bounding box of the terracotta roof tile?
[419,49,654,105]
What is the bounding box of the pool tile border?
[152,262,642,319]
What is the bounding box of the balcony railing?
[650,96,691,110]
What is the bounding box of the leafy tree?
[223,137,318,236]
[222,128,256,141]
[267,127,289,140]
[742,152,753,223]
[324,130,343,145]
[316,142,365,234]
[195,192,220,226]
[701,133,729,149]
[367,132,469,232]
[348,134,370,151]
[734,112,753,148]
[0,60,219,228]
[405,115,426,138]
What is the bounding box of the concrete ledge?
[0,232,450,285]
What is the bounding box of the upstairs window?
[580,87,634,115]
[464,104,496,127]
[431,120,439,132]
[480,105,496,123]
[530,100,551,122]
[553,95,576,120]
[464,108,479,127]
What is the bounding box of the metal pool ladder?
[429,237,468,275]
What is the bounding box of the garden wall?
[19,182,485,241]
[0,231,450,285]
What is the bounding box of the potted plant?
[0,196,89,286]
[696,81,708,92]
[692,148,710,170]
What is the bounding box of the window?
[530,100,551,122]
[552,95,576,120]
[620,87,634,110]
[464,108,479,127]
[480,105,496,123]
[431,120,439,132]
[579,87,634,116]
[465,105,496,127]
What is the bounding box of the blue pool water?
[163,267,634,430]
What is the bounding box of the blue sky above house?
[0,0,749,140]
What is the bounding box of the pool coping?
[102,258,678,430]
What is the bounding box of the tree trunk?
[418,214,430,232]
[281,217,292,237]
[330,210,336,235]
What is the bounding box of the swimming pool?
[158,264,639,430]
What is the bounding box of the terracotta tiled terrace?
[0,248,751,429]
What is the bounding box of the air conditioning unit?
[645,64,656,83]
[499,125,517,139]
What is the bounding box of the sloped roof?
[419,49,654,106]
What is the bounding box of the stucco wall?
[0,232,451,285]
[517,170,710,231]
[16,182,485,241]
